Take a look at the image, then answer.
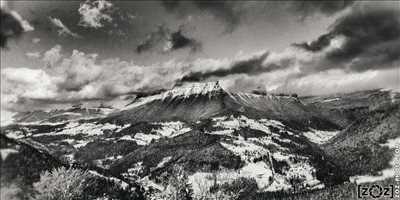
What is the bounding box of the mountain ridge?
[106,82,338,131]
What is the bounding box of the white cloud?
[0,0,7,9]
[2,42,399,113]
[56,50,103,94]
[78,0,113,28]
[10,11,34,32]
[1,68,59,103]
[25,51,41,59]
[1,47,186,110]
[1,109,15,126]
[49,17,81,38]
[32,38,41,44]
[42,44,63,67]
[223,67,400,96]
[285,68,400,95]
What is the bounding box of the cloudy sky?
[1,0,399,114]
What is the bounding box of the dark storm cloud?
[292,33,334,52]
[0,9,24,47]
[180,51,289,82]
[160,0,353,32]
[294,7,400,72]
[161,0,240,32]
[166,29,201,52]
[136,24,201,53]
[289,0,355,19]
[124,89,168,106]
[136,25,169,53]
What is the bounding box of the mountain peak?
[161,81,225,99]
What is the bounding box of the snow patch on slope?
[152,121,191,137]
[240,162,273,188]
[129,121,191,145]
[210,115,290,138]
[33,122,127,137]
[133,133,159,145]
[156,156,172,168]
[220,139,270,162]
[303,129,339,144]
[321,98,340,103]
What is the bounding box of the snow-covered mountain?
[1,82,399,198]
[107,82,338,131]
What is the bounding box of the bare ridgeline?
[1,81,400,199]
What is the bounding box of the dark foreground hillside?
[323,103,400,177]
[0,134,145,200]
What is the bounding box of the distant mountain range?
[11,104,114,124]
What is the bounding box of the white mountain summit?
[161,81,225,99]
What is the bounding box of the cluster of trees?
[2,164,313,200]
[149,165,259,200]
[1,167,142,200]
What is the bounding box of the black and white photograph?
[0,0,399,199]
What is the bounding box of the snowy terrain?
[3,83,398,198]
[303,129,339,144]
[207,115,323,192]
[350,136,400,184]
